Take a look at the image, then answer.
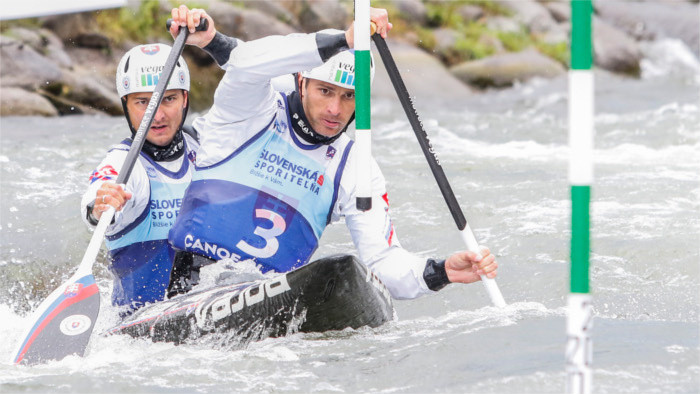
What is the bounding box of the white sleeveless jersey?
[80,133,199,309]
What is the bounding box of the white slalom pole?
[354,0,372,212]
[566,1,594,393]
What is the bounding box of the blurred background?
[1,0,698,116]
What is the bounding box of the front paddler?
[166,5,498,300]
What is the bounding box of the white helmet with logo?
[116,43,190,98]
[300,49,375,90]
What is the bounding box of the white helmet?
[300,49,375,90]
[116,43,190,98]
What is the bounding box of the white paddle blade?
[11,273,100,365]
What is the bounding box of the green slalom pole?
[566,1,594,394]
[354,0,372,211]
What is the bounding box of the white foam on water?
[596,142,700,167]
[495,199,568,235]
[640,38,700,80]
[197,258,268,289]
[395,301,563,338]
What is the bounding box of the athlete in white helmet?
[80,43,199,314]
[166,6,498,300]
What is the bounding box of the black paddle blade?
[12,274,100,365]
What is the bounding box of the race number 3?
[236,209,287,258]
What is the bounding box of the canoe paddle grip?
[166,18,209,32]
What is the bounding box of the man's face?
[299,77,355,137]
[125,89,187,147]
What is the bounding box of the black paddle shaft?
[371,34,468,231]
[116,19,208,184]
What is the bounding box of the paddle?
[371,34,506,307]
[10,19,208,365]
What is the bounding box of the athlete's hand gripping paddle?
[371,34,506,307]
[10,19,209,365]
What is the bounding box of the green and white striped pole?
[567,1,593,394]
[354,0,372,211]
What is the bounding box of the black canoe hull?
[108,255,394,345]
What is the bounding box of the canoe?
[108,255,395,345]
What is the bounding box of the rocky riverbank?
[1,0,698,117]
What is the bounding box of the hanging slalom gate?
[567,1,594,394]
[354,0,372,211]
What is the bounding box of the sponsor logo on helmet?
[178,70,186,86]
[140,45,160,55]
[140,72,161,87]
[333,61,355,87]
[122,76,130,92]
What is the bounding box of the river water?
[1,39,698,393]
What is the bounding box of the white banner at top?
[1,0,126,20]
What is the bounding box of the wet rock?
[72,32,111,49]
[41,12,110,49]
[449,48,565,88]
[544,2,570,23]
[594,18,642,75]
[486,16,521,34]
[431,28,468,65]
[241,0,300,29]
[456,5,484,22]
[372,40,471,101]
[499,0,558,33]
[38,90,99,115]
[433,28,459,49]
[596,1,699,52]
[40,29,74,69]
[0,87,58,116]
[541,23,569,45]
[391,0,428,25]
[2,27,73,68]
[64,45,122,83]
[478,34,505,54]
[0,36,63,89]
[207,1,296,41]
[296,0,349,32]
[59,70,123,115]
[238,8,298,40]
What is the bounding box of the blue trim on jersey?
[326,139,353,225]
[106,187,151,242]
[114,137,191,179]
